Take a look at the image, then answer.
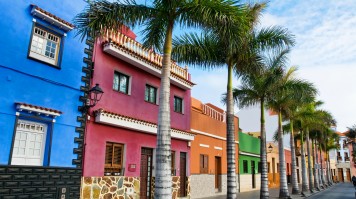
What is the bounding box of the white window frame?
[174,96,184,114]
[145,84,159,105]
[11,120,47,166]
[28,24,61,66]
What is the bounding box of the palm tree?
[74,0,247,197]
[346,125,356,164]
[232,49,296,198]
[173,4,294,198]
[268,66,317,198]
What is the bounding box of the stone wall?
[81,176,191,199]
[151,176,191,199]
[191,174,235,198]
[81,176,140,199]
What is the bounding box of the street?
[309,183,355,199]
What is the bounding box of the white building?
[329,131,351,182]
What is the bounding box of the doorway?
[346,168,351,182]
[251,160,256,188]
[338,168,344,182]
[179,152,187,197]
[272,158,276,184]
[215,156,222,192]
[140,148,153,199]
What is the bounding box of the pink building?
[81,28,195,199]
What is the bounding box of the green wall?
[239,132,261,154]
[239,155,260,174]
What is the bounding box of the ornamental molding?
[95,109,195,141]
[15,102,62,117]
[191,129,239,144]
[31,4,74,32]
[239,151,260,158]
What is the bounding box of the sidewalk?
[202,183,335,199]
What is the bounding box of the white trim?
[199,144,209,148]
[191,129,239,144]
[95,110,194,141]
[16,104,61,117]
[239,151,260,158]
[31,7,73,31]
[214,146,223,150]
[103,43,193,90]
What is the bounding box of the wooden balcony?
[101,30,194,90]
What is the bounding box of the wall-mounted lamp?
[81,83,104,113]
[268,144,273,153]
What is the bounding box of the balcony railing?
[202,104,226,122]
[345,157,350,161]
[337,156,342,161]
[102,30,189,81]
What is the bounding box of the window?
[267,162,270,173]
[29,26,61,66]
[145,84,157,104]
[11,120,47,166]
[200,154,208,173]
[174,96,183,113]
[104,142,124,176]
[251,160,255,173]
[296,157,299,167]
[258,162,262,173]
[243,160,248,173]
[277,163,279,173]
[113,72,130,94]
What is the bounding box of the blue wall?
[0,1,87,167]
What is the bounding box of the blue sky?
[190,0,356,132]
[131,0,356,132]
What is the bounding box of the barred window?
[200,154,208,174]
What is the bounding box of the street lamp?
[82,83,104,113]
[268,143,273,153]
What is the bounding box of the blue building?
[0,1,90,198]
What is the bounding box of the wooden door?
[179,152,187,197]
[338,168,344,182]
[346,169,351,182]
[215,157,222,191]
[140,148,153,199]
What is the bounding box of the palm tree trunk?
[154,23,173,198]
[289,121,299,194]
[319,147,326,187]
[226,64,237,199]
[301,130,309,194]
[306,128,314,193]
[278,111,290,198]
[316,144,323,189]
[327,152,332,185]
[260,99,269,199]
[324,144,331,186]
[312,139,320,190]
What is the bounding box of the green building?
[239,132,261,192]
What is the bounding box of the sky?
[188,0,356,133]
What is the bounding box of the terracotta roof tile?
[31,4,75,28]
[16,102,62,114]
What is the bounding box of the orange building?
[189,98,239,198]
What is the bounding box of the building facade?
[331,132,351,182]
[0,1,87,198]
[80,29,195,199]
[238,132,261,192]
[189,98,239,198]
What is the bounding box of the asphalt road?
[308,183,355,199]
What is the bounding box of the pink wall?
[83,31,192,177]
[91,41,191,132]
[83,121,191,177]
